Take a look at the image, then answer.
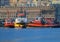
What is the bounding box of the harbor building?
[52,0,60,4]
[10,0,17,7]
[0,0,10,6]
[9,0,52,7]
[0,6,55,21]
[0,0,52,7]
[0,0,55,21]
[53,4,60,22]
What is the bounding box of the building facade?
[0,0,10,6]
[0,6,55,21]
[10,0,17,7]
[53,4,60,22]
[52,0,60,4]
[0,0,52,7]
[0,0,55,21]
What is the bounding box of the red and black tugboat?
[4,10,14,28]
[4,18,14,28]
[27,16,60,28]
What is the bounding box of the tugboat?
[14,8,27,28]
[4,10,14,28]
[27,16,59,28]
[0,19,5,27]
[4,18,14,28]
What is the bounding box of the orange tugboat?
[4,18,14,28]
[27,16,60,27]
[4,10,14,28]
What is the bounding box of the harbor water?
[0,27,60,42]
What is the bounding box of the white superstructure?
[15,17,27,23]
